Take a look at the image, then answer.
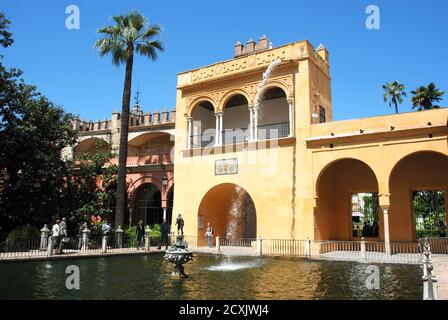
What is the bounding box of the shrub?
[6,225,40,251]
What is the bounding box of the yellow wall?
[173,39,448,243]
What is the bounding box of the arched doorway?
[197,183,256,245]
[133,183,163,226]
[222,94,250,144]
[191,100,216,148]
[257,87,290,139]
[389,151,448,241]
[315,158,379,241]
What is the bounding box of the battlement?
[73,105,176,134]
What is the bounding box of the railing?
[222,128,249,145]
[257,121,290,140]
[262,239,308,257]
[420,237,448,254]
[2,227,447,265]
[0,228,169,260]
[191,132,216,148]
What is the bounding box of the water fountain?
[164,218,193,277]
[254,58,282,117]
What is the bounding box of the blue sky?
[2,0,447,121]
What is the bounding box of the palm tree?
[95,12,163,227]
[382,81,407,114]
[410,82,445,111]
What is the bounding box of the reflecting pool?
[0,254,422,299]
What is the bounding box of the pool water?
[0,253,422,299]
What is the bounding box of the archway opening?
[191,101,215,148]
[127,132,174,165]
[74,138,110,160]
[316,159,379,241]
[197,183,256,246]
[257,87,289,139]
[389,151,448,241]
[133,183,162,226]
[222,94,250,145]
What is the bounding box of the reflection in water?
[0,254,422,300]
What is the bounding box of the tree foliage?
[382,81,407,114]
[0,14,78,232]
[411,82,445,111]
[94,12,163,227]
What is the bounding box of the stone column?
[381,206,391,255]
[40,225,49,251]
[215,113,220,146]
[360,237,366,261]
[305,238,311,258]
[216,236,221,252]
[254,107,259,140]
[82,227,91,252]
[218,112,223,145]
[102,235,108,253]
[115,226,123,249]
[47,233,54,256]
[248,106,254,141]
[257,237,263,256]
[186,117,193,149]
[145,227,152,251]
[287,98,294,137]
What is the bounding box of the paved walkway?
[317,250,421,264]
[431,254,448,300]
[0,246,166,262]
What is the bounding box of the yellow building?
[172,37,448,250]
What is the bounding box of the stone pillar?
[219,113,224,145]
[102,235,108,253]
[288,98,294,137]
[115,226,123,249]
[305,238,311,258]
[248,106,254,141]
[382,206,391,255]
[170,110,176,122]
[47,233,54,256]
[360,237,366,261]
[40,225,49,251]
[82,227,91,252]
[186,117,193,149]
[254,107,259,140]
[257,237,263,256]
[422,240,438,300]
[144,112,151,125]
[216,236,221,252]
[162,111,168,123]
[145,227,151,251]
[215,113,220,146]
[153,112,160,123]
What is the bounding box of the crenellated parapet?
[73,106,176,134]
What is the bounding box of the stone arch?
[315,158,379,240]
[255,85,291,139]
[132,183,163,226]
[186,96,217,117]
[197,183,257,245]
[255,80,293,102]
[73,137,110,160]
[388,150,448,241]
[219,89,251,110]
[221,93,251,145]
